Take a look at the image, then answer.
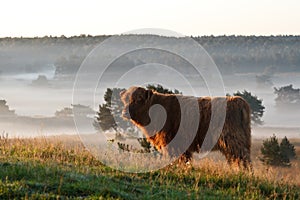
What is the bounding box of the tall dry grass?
[1,134,300,186]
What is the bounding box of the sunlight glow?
[0,0,299,37]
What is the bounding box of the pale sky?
[0,0,299,37]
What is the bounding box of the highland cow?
[120,86,252,169]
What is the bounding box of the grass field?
[0,135,300,199]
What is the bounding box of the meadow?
[0,135,300,199]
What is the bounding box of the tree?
[55,107,73,117]
[260,135,296,167]
[280,136,296,160]
[274,84,300,108]
[0,100,16,117]
[94,104,117,132]
[55,104,94,118]
[72,104,94,117]
[94,88,134,137]
[232,90,265,125]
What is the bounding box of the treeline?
[194,35,300,74]
[1,35,300,76]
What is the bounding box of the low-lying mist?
[1,70,299,138]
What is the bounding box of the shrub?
[280,136,296,160]
[260,135,296,167]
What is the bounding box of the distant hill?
[0,35,300,77]
[194,35,300,74]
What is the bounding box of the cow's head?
[120,86,153,126]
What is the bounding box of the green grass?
[0,137,299,199]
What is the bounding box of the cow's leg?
[223,146,253,171]
[218,132,252,171]
[241,148,253,172]
[217,140,241,169]
[179,151,192,164]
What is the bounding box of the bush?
[260,135,296,167]
[280,136,296,160]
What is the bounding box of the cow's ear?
[145,89,153,101]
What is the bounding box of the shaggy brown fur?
[120,86,252,169]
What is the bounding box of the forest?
[1,35,300,77]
